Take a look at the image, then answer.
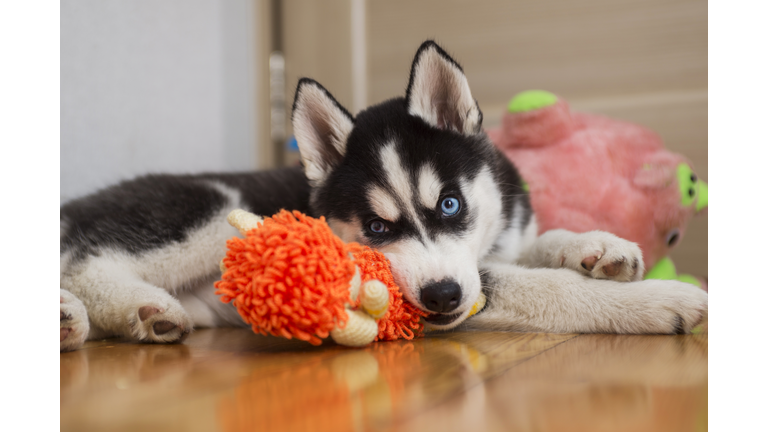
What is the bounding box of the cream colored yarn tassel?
[330,309,380,347]
[227,209,264,234]
[220,209,265,273]
[330,266,391,347]
[360,280,389,319]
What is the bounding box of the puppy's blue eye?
[440,197,460,216]
[369,220,388,233]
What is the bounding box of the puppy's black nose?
[420,280,462,313]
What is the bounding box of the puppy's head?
[292,41,506,329]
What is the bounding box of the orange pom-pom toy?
[214,209,429,347]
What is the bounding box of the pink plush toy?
[487,91,708,290]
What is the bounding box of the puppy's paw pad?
[601,258,626,277]
[566,232,644,282]
[131,303,192,343]
[153,320,178,335]
[139,306,162,321]
[580,254,601,272]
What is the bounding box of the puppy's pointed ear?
[405,41,483,135]
[292,78,354,185]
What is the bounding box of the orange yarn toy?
[214,209,429,347]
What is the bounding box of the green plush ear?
[696,180,708,211]
[677,163,708,211]
[507,90,558,113]
[677,164,697,207]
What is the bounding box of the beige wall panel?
[367,0,706,107]
[283,0,353,121]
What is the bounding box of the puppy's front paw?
[562,231,644,282]
[61,289,89,352]
[127,300,192,343]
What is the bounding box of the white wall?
[61,0,261,202]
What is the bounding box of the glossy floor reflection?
[61,327,707,432]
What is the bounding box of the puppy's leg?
[62,258,192,343]
[467,263,707,334]
[177,273,249,328]
[60,289,90,352]
[519,229,644,282]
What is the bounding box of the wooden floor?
[61,326,707,432]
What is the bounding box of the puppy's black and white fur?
[60,41,707,351]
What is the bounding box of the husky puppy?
[60,41,707,352]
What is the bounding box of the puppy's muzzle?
[420,279,462,313]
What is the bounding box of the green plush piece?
[507,90,558,113]
[677,274,702,287]
[645,257,701,288]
